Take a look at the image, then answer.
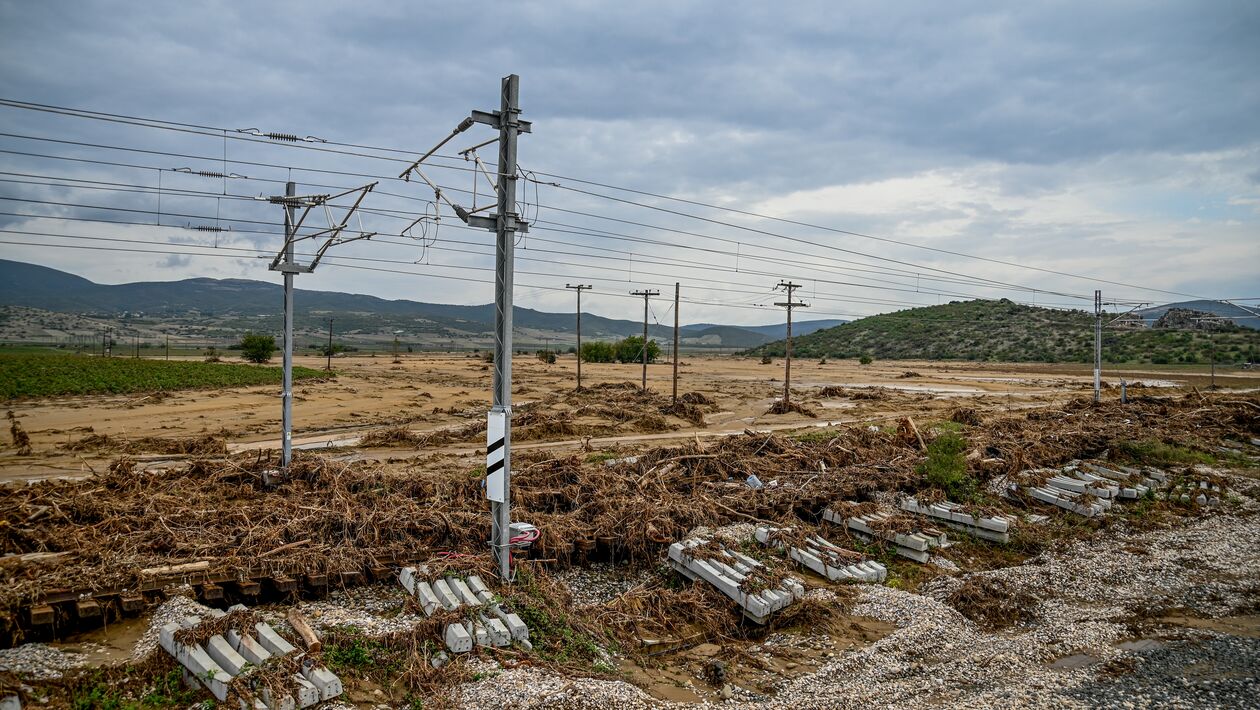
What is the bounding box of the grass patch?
[63,665,201,710]
[0,352,327,398]
[1113,439,1217,468]
[916,431,977,501]
[324,626,404,676]
[505,568,612,668]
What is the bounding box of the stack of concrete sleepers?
[822,507,949,563]
[899,497,1017,543]
[1012,481,1110,517]
[398,568,531,654]
[1077,461,1158,499]
[753,526,887,582]
[1165,479,1223,506]
[667,537,805,624]
[158,605,341,708]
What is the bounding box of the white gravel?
[446,501,1260,708]
[0,643,87,680]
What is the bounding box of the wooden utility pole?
[630,289,660,390]
[566,284,591,390]
[672,282,680,404]
[774,281,809,405]
[325,318,334,371]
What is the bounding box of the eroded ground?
[0,355,1257,708]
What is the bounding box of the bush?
[579,341,616,363]
[239,333,277,363]
[916,432,975,501]
[536,350,556,364]
[616,336,660,364]
[203,346,221,363]
[858,354,873,365]
[761,354,773,365]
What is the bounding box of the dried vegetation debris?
[0,393,1256,649]
[359,381,721,449]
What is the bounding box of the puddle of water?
[1116,638,1165,652]
[49,614,150,667]
[1050,653,1102,670]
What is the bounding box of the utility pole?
[281,181,296,470]
[631,289,660,390]
[401,74,531,580]
[1209,330,1216,390]
[326,318,334,371]
[266,179,376,474]
[165,334,169,360]
[566,284,591,390]
[672,282,680,404]
[1094,289,1102,404]
[774,281,809,405]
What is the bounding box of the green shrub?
[579,341,616,363]
[615,336,660,364]
[859,354,873,365]
[917,432,975,500]
[537,349,556,364]
[239,333,276,363]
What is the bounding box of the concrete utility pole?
[281,181,296,469]
[566,284,591,390]
[325,318,334,371]
[631,289,660,390]
[1094,289,1102,404]
[672,282,680,404]
[266,180,377,474]
[774,281,809,405]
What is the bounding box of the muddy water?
[49,614,150,666]
[618,616,894,702]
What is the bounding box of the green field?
[0,352,328,399]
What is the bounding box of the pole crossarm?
[265,182,377,273]
[775,281,809,405]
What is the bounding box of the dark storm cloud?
[0,0,1256,318]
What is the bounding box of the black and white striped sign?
[485,410,506,502]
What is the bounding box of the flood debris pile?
[61,432,228,456]
[0,392,1255,653]
[358,381,721,449]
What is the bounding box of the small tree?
[239,333,276,363]
[859,354,873,365]
[615,336,660,364]
[579,341,616,363]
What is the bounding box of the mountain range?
[0,259,844,348]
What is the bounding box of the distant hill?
[748,299,1260,365]
[1134,300,1259,330]
[0,259,772,347]
[683,319,847,340]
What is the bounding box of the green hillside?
[749,299,1260,364]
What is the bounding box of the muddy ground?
[3,353,1253,482]
[0,354,1257,708]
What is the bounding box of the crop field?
[0,352,327,399]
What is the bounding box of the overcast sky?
[0,1,1257,326]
